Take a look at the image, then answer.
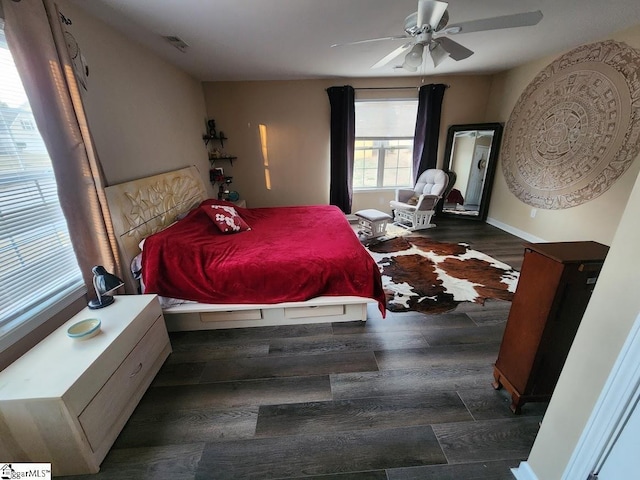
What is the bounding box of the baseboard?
[511,461,539,480]
[486,217,547,243]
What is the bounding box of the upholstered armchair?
[389,169,449,230]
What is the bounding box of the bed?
[104,166,385,331]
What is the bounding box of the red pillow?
[203,204,251,233]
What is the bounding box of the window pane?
[395,168,412,186]
[354,141,380,188]
[398,152,412,168]
[0,20,82,337]
[381,141,413,187]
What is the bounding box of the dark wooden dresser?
[492,241,609,413]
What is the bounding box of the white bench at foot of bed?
[161,296,370,331]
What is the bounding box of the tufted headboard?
[104,166,207,293]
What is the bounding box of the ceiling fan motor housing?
[404,9,449,35]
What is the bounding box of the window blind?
[355,100,418,137]
[0,20,82,338]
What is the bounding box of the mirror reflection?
[441,123,503,221]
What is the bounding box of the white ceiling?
[71,0,640,82]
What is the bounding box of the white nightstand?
[0,295,171,476]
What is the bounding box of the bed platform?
[104,166,379,331]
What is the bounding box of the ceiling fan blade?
[371,43,413,69]
[331,35,410,48]
[436,36,473,60]
[444,10,543,35]
[417,0,448,29]
[429,42,450,67]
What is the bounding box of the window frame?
[353,99,417,191]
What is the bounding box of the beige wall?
[202,75,495,212]
[484,25,640,245]
[527,157,640,480]
[500,25,640,479]
[59,1,212,194]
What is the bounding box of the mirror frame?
[439,122,503,222]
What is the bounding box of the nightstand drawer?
[78,316,169,452]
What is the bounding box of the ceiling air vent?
[163,35,189,53]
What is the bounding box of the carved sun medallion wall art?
[502,40,640,209]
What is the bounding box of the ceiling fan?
[332,0,543,71]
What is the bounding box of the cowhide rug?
[366,235,519,314]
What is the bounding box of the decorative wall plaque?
[502,40,640,209]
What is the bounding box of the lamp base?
[88,295,115,309]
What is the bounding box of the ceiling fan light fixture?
[404,43,425,67]
[401,62,418,72]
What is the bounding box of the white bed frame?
[104,166,371,331]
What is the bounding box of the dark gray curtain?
[413,83,447,181]
[327,85,355,214]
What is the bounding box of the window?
[0,19,83,349]
[354,100,418,189]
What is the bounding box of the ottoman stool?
[355,209,392,239]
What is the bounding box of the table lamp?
[88,265,124,309]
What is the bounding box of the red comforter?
[141,200,385,314]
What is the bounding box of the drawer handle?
[129,362,143,378]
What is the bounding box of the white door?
[595,398,640,478]
[559,313,640,480]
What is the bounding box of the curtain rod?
[354,85,450,91]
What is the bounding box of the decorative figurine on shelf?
[208,148,222,163]
[207,119,217,138]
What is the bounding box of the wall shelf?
[208,155,237,166]
[203,134,228,148]
[204,119,236,165]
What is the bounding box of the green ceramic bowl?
[67,318,101,339]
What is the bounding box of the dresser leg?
[492,368,503,390]
[510,393,523,415]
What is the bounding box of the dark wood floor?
[62,217,546,480]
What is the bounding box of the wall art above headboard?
[502,40,640,209]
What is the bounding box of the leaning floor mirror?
[440,123,503,221]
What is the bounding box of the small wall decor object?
[502,40,640,209]
[60,13,89,91]
[207,119,217,138]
